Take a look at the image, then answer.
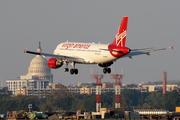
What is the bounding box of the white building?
[6,43,53,95]
[16,87,52,97]
[142,84,178,92]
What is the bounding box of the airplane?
[24,16,173,75]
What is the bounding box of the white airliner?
[25,16,173,75]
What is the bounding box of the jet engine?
[98,61,113,68]
[47,58,63,69]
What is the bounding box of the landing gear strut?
[64,62,69,72]
[103,68,111,74]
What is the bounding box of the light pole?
[28,104,32,112]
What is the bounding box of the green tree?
[101,92,114,108]
[163,90,180,111]
[121,89,141,108]
[84,95,96,111]
[143,91,163,109]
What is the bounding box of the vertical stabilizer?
[111,16,128,47]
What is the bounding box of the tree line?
[0,84,180,114]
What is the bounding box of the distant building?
[16,87,51,96]
[14,82,151,96]
[77,82,95,87]
[77,82,114,88]
[6,44,53,95]
[80,86,92,95]
[102,82,114,88]
[7,75,50,95]
[79,86,115,95]
[52,83,62,89]
[142,83,178,92]
[0,87,12,95]
[67,87,80,94]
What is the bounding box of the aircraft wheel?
[64,68,69,72]
[107,68,111,74]
[74,69,78,74]
[103,68,107,74]
[70,69,74,74]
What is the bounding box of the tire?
[103,68,107,74]
[64,68,69,72]
[70,69,74,74]
[74,69,78,74]
[107,68,111,74]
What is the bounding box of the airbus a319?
[24,16,173,75]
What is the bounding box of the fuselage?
[53,42,118,64]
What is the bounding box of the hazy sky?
[0,1,179,86]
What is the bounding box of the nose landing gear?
[64,68,69,72]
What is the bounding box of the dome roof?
[28,54,51,76]
[26,43,53,83]
[24,42,53,83]
[30,55,48,68]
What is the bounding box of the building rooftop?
[142,80,180,85]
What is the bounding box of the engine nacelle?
[47,58,63,69]
[98,61,113,68]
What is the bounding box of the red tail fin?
[111,16,128,47]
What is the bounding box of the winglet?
[24,48,27,53]
[171,45,174,50]
[167,45,174,50]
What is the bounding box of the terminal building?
[6,44,53,95]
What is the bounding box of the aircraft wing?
[24,49,85,63]
[122,46,173,58]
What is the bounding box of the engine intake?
[98,61,113,68]
[47,58,63,69]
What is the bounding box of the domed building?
[6,43,53,95]
[26,44,53,83]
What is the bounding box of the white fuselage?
[53,42,117,64]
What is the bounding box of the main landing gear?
[70,69,78,75]
[64,61,78,75]
[103,68,111,74]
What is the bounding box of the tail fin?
[111,16,128,47]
